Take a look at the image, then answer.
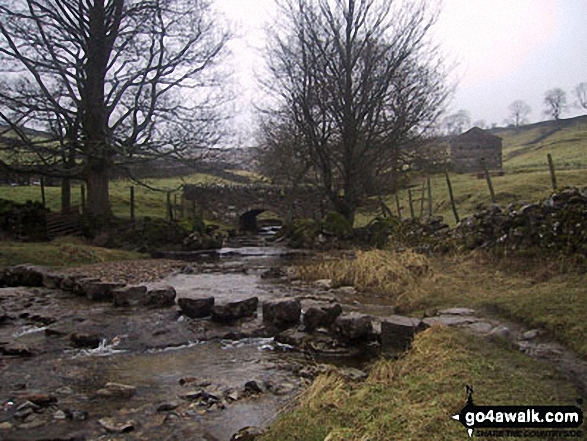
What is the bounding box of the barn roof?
[456,127,502,141]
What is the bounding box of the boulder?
[84,282,123,301]
[21,393,57,407]
[304,303,342,332]
[303,304,343,331]
[275,329,309,347]
[303,307,327,332]
[42,272,65,290]
[211,297,258,323]
[112,286,148,307]
[70,332,101,349]
[177,297,215,318]
[145,286,177,308]
[1,265,46,287]
[380,315,422,352]
[72,277,99,296]
[262,298,301,329]
[334,314,373,340]
[59,276,76,292]
[0,344,34,357]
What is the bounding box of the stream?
[0,241,390,441]
[3,238,586,440]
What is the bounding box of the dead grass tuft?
[298,249,431,301]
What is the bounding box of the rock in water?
[262,298,301,329]
[112,285,147,307]
[69,332,101,349]
[211,297,258,323]
[334,314,374,340]
[177,297,215,318]
[145,286,177,308]
[303,304,342,331]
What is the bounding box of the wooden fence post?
[419,181,426,219]
[180,193,185,219]
[408,189,415,220]
[166,191,172,221]
[395,193,402,220]
[481,159,496,203]
[173,194,178,220]
[445,171,459,224]
[40,178,46,208]
[427,177,432,218]
[130,186,135,223]
[80,185,86,214]
[547,153,557,190]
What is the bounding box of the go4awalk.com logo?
[451,386,584,438]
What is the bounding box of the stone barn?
[450,127,502,173]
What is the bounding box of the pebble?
[315,279,332,290]
[244,381,263,394]
[489,325,511,339]
[156,401,179,412]
[54,410,67,420]
[522,329,540,340]
[96,382,136,398]
[98,417,136,433]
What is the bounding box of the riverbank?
[260,326,581,441]
[259,249,587,440]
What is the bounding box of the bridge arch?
[183,184,330,230]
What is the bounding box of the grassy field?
[0,236,145,267]
[261,326,580,441]
[0,173,232,219]
[2,116,586,227]
[356,117,587,227]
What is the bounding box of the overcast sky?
[214,0,587,141]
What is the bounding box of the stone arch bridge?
[183,184,330,231]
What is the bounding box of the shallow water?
[0,245,358,441]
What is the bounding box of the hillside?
[493,114,587,172]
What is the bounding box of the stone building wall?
[450,127,503,173]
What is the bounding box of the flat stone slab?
[178,297,215,318]
[467,321,495,334]
[380,315,422,352]
[437,307,477,316]
[422,315,479,327]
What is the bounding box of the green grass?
[261,326,580,441]
[365,168,587,228]
[297,250,587,359]
[0,236,146,267]
[0,173,232,219]
[354,116,587,228]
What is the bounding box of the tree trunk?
[61,178,71,211]
[86,168,111,217]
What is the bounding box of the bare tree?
[543,88,567,121]
[0,0,230,216]
[261,0,449,223]
[256,112,311,187]
[575,82,587,111]
[443,109,471,135]
[507,100,531,128]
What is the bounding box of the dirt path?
[421,307,587,398]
